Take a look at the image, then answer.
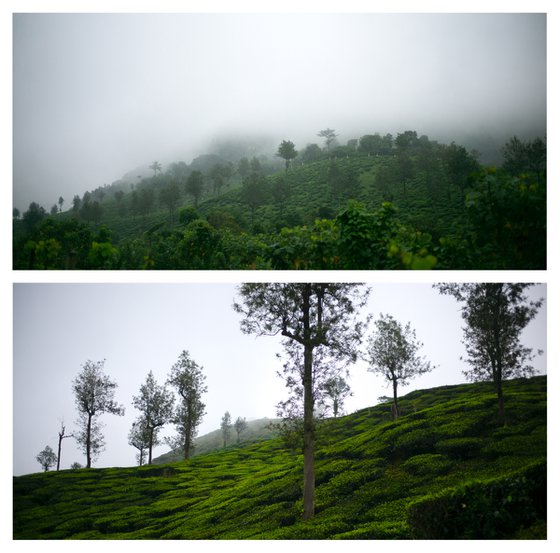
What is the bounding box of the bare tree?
[56,421,74,471]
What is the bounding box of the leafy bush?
[407,460,546,539]
[401,453,453,476]
[435,437,485,459]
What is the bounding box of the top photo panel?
[13,13,546,270]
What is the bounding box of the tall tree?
[167,350,207,460]
[234,416,248,443]
[276,140,298,172]
[366,314,434,420]
[128,418,151,466]
[221,411,232,448]
[435,283,543,423]
[234,283,369,520]
[72,359,124,468]
[58,196,64,212]
[317,128,338,151]
[56,421,73,471]
[132,371,174,465]
[36,445,57,472]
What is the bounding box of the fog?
[13,12,546,210]
[13,282,546,476]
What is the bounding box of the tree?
[234,283,369,520]
[72,195,81,212]
[128,419,151,466]
[366,314,434,420]
[318,128,338,151]
[13,207,20,220]
[221,411,232,448]
[70,462,82,470]
[72,359,124,468]
[23,202,46,231]
[167,350,207,460]
[234,416,248,443]
[50,204,59,216]
[36,445,57,472]
[58,196,65,212]
[323,376,352,418]
[150,161,162,177]
[276,140,298,172]
[435,283,543,423]
[56,421,73,471]
[159,182,181,219]
[132,371,174,464]
[185,170,205,208]
[240,173,268,228]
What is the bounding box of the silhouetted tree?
[72,359,124,468]
[58,196,64,212]
[366,314,434,420]
[133,371,174,464]
[234,283,369,520]
[36,445,57,472]
[436,283,543,423]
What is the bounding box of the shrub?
[435,437,485,459]
[407,460,546,539]
[401,453,453,476]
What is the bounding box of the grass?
[13,375,546,539]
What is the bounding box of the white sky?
[12,282,546,476]
[11,8,546,209]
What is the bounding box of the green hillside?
[13,376,546,539]
[152,418,278,464]
[13,133,546,270]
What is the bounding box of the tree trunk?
[302,343,315,521]
[57,434,62,471]
[302,285,315,521]
[148,428,154,465]
[86,415,92,468]
[392,378,400,420]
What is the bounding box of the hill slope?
[152,417,278,464]
[13,376,546,539]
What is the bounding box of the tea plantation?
[13,376,546,539]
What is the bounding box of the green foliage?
[407,460,546,539]
[14,376,546,539]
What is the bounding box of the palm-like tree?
[150,161,162,178]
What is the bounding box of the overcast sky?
[12,10,546,210]
[12,282,546,476]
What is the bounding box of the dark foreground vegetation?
[13,376,546,539]
[13,132,546,270]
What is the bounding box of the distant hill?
[153,418,278,464]
[13,376,546,539]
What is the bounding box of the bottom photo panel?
[13,282,547,540]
